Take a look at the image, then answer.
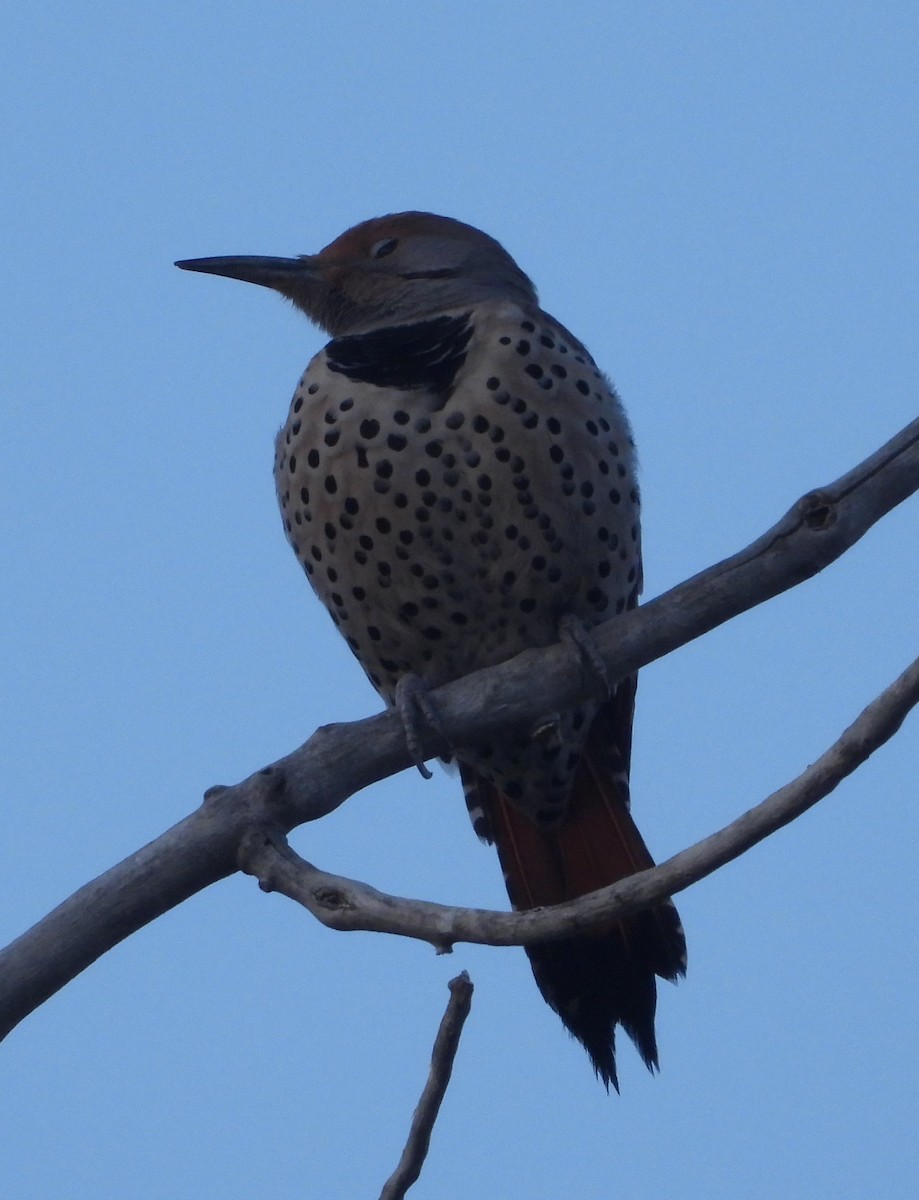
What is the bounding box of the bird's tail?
[466,705,686,1090]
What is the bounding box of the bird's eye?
[370,237,399,259]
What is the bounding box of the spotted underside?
[275,300,642,827]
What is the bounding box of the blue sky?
[2,4,917,1198]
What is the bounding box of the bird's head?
[176,212,537,336]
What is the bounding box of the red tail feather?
[467,708,685,1090]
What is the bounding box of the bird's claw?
[394,674,446,779]
[558,614,612,699]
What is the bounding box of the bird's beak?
[174,254,321,292]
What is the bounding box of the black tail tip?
[528,905,685,1089]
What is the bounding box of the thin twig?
[378,973,474,1200]
[243,652,919,947]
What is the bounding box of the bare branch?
[1,418,917,1038]
[378,973,474,1200]
[243,652,919,947]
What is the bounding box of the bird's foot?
[558,614,611,699]
[394,674,446,779]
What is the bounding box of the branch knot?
[799,489,837,530]
[313,885,353,911]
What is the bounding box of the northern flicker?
[177,212,686,1090]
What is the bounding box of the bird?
[177,212,686,1090]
